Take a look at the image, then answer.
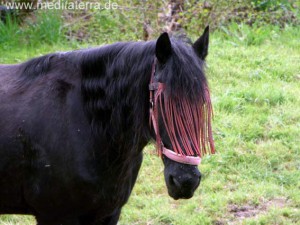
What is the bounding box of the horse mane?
[19,53,63,79]
[17,37,210,155]
[76,42,157,148]
[18,36,207,101]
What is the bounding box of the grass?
[0,24,299,224]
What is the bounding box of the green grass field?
[0,25,299,225]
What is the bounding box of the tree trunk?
[159,0,185,33]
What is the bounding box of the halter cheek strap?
[149,59,201,166]
[149,101,201,166]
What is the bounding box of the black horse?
[0,27,214,224]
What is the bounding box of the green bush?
[0,10,64,48]
[0,15,21,46]
[25,10,64,45]
[180,0,299,36]
[0,1,299,46]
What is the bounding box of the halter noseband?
[149,59,201,166]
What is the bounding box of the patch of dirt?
[294,75,300,81]
[264,198,286,209]
[229,204,262,219]
[229,198,287,221]
[213,220,226,225]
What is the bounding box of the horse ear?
[193,26,209,60]
[156,32,172,64]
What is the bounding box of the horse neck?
[80,41,155,148]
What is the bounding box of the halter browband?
[149,58,201,166]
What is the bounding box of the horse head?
[149,27,215,199]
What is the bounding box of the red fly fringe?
[154,85,215,157]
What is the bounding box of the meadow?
[0,24,299,224]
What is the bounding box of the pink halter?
[148,58,215,166]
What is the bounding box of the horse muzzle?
[163,157,201,200]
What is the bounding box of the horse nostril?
[169,175,181,188]
[169,175,175,186]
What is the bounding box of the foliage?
[0,10,64,47]
[179,0,299,36]
[64,8,142,44]
[1,0,299,44]
[216,23,281,46]
[25,10,63,45]
[251,0,293,11]
[0,14,20,46]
